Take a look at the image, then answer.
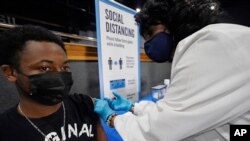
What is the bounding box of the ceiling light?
[136,8,141,12]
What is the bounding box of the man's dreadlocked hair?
[135,0,224,42]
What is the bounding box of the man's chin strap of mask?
[16,71,73,106]
[15,70,33,96]
[144,32,174,63]
[16,78,32,98]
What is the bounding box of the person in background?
[0,25,107,141]
[94,0,250,140]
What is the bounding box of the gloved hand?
[94,98,116,122]
[105,92,133,112]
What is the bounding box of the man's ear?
[1,65,17,82]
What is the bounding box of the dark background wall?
[1,0,250,34]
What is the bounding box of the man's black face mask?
[17,72,73,106]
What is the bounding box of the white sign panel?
[95,0,140,101]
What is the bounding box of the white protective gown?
[114,23,250,141]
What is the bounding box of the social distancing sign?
[95,0,140,101]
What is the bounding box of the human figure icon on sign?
[119,58,123,70]
[108,57,113,70]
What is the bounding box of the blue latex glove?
[94,98,116,122]
[105,92,133,112]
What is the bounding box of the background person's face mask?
[17,72,73,106]
[144,32,174,63]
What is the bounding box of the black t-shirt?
[0,94,99,141]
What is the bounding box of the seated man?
[0,25,107,141]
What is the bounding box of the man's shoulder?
[65,94,98,121]
[0,107,14,128]
[68,93,92,99]
[66,93,94,109]
[67,93,93,103]
[0,111,7,122]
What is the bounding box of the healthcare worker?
[95,0,250,140]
